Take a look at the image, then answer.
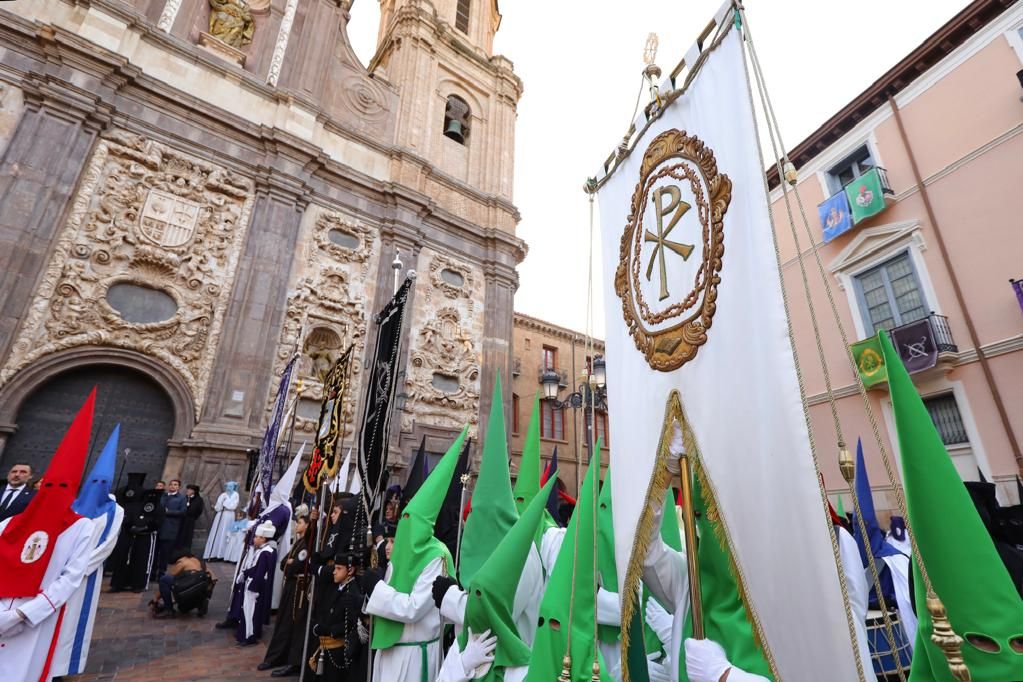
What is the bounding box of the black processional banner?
[357,275,414,507]
[302,345,355,494]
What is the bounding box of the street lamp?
[542,359,608,414]
[541,369,562,401]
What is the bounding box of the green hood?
[460,372,520,588]
[878,331,1023,681]
[513,393,542,516]
[372,425,468,649]
[461,476,559,681]
[525,453,610,682]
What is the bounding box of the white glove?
[664,423,685,475]
[0,609,24,636]
[684,638,731,682]
[646,654,671,682]
[460,628,497,677]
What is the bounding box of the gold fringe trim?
[619,393,680,682]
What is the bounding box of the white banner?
[599,27,861,680]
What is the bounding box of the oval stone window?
[439,268,464,288]
[327,229,360,250]
[105,282,178,324]
[431,372,460,394]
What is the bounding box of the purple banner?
[1012,279,1023,314]
[891,319,937,374]
[258,355,298,500]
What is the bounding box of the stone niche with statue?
[266,207,382,436]
[0,130,255,414]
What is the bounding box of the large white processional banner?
[598,23,863,681]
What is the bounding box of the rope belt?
[393,636,440,682]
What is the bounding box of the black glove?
[431,575,458,610]
[361,568,384,599]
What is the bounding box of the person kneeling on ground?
[152,548,216,618]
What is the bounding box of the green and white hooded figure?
[441,375,546,648]
[878,331,1023,681]
[367,426,468,682]
[525,453,612,682]
[438,477,559,682]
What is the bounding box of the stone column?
[476,263,516,460]
[0,87,104,364]
[197,175,307,441]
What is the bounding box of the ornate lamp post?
[541,355,609,491]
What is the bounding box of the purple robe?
[227,504,291,621]
[235,542,277,643]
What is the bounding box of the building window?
[541,402,564,440]
[853,252,928,333]
[586,410,609,447]
[443,95,471,145]
[826,144,875,195]
[542,346,557,371]
[923,393,969,445]
[512,393,520,434]
[455,0,470,33]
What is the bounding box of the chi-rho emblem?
[21,531,49,563]
[615,129,732,371]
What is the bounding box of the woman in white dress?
[203,481,240,560]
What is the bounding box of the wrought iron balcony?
[889,312,957,374]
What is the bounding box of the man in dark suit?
[0,462,35,521]
[156,479,187,576]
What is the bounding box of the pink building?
[768,0,1023,515]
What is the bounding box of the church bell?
[444,118,465,144]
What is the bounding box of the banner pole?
[297,482,324,682]
[678,453,704,639]
[454,473,469,573]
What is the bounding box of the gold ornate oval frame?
[614,129,732,371]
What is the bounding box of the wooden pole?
[678,454,704,639]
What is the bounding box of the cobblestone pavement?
[67,562,283,681]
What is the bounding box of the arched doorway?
[2,365,176,488]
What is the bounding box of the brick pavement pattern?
[67,562,284,681]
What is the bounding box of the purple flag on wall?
[1012,279,1023,314]
[891,319,937,374]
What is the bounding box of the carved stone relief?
[0,130,255,415]
[401,248,484,434]
[267,208,380,437]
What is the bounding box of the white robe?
[51,500,124,676]
[438,642,527,682]
[837,526,874,678]
[367,556,445,682]
[880,553,916,655]
[203,491,239,559]
[642,525,690,682]
[0,516,94,682]
[884,531,911,558]
[224,519,251,563]
[596,586,622,681]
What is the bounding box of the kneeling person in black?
[154,548,215,617]
[309,551,364,681]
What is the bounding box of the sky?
[347,0,970,334]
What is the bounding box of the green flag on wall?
[845,167,887,223]
[850,336,888,388]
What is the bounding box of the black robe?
[110,489,165,591]
[312,578,364,681]
[263,534,311,666]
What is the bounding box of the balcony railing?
[890,312,957,374]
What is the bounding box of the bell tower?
[372,0,521,233]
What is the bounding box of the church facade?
[0,0,523,513]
